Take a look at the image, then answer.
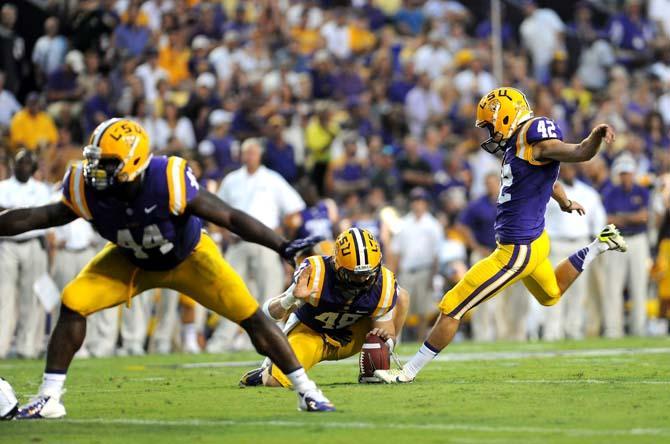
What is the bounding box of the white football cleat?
[297,388,336,412]
[0,378,18,420]
[598,224,627,252]
[15,395,66,419]
[373,368,415,384]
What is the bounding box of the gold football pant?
[439,231,562,320]
[61,233,259,323]
[270,319,372,388]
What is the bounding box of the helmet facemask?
[478,122,506,154]
[334,264,380,300]
[83,145,123,191]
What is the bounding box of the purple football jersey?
[293,255,397,338]
[61,156,202,270]
[494,117,562,244]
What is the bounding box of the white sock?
[286,367,316,393]
[404,342,440,379]
[39,373,66,399]
[571,239,609,272]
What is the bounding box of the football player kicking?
[239,228,409,388]
[0,118,335,417]
[375,87,627,384]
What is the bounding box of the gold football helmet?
[83,118,152,190]
[475,87,533,153]
[334,228,382,298]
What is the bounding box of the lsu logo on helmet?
[476,87,534,153]
[334,228,382,298]
[83,118,152,190]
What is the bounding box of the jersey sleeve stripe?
[308,256,325,306]
[66,165,92,220]
[515,118,536,160]
[373,267,394,317]
[167,157,187,215]
[74,165,92,220]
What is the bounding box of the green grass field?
[2,337,670,444]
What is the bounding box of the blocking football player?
[239,228,409,387]
[0,118,335,417]
[375,87,627,383]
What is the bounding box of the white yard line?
[505,379,670,385]
[177,347,670,369]
[59,418,670,437]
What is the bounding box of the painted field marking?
[58,418,670,437]
[176,347,670,369]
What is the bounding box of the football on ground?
[359,333,391,383]
[1,337,669,444]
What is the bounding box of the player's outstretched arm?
[0,202,78,237]
[533,124,615,163]
[187,189,321,264]
[188,189,286,251]
[551,182,585,215]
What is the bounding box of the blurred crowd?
[1,0,670,358]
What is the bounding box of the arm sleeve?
[60,164,92,220]
[166,156,200,216]
[525,117,564,144]
[373,307,395,322]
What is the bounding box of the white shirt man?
[207,139,305,352]
[53,219,117,357]
[0,152,52,359]
[31,17,68,78]
[520,4,565,80]
[321,18,350,60]
[391,188,443,340]
[405,75,444,137]
[134,55,168,103]
[413,38,452,80]
[542,170,606,340]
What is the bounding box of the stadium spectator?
[397,135,433,194]
[45,50,86,117]
[405,73,443,136]
[602,154,651,337]
[606,0,655,67]
[0,71,20,130]
[52,220,116,358]
[264,114,298,183]
[543,164,607,341]
[413,31,451,80]
[198,109,238,180]
[0,150,51,359]
[0,3,27,95]
[390,187,443,341]
[134,48,167,103]
[9,92,58,151]
[208,138,305,352]
[32,16,69,86]
[519,0,565,83]
[113,3,151,58]
[82,76,114,134]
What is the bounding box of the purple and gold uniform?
[270,255,397,387]
[59,156,259,321]
[440,117,564,319]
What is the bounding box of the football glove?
[280,235,324,266]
